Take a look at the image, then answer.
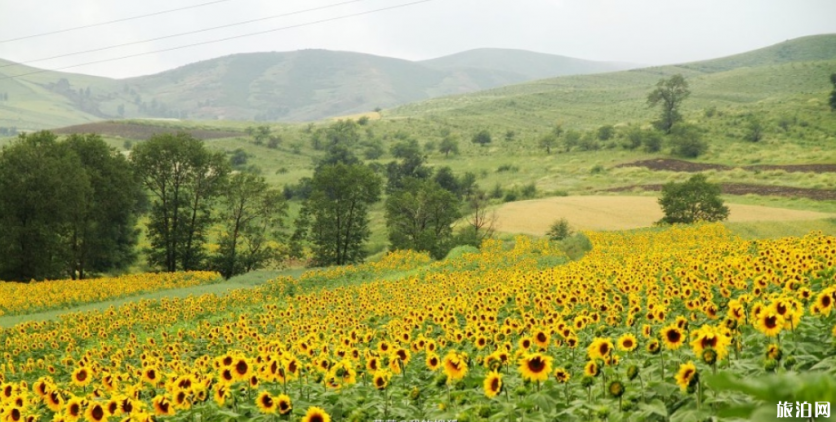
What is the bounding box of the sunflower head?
[765,344,783,362]
[276,394,292,415]
[553,368,571,384]
[674,361,698,392]
[518,353,553,382]
[646,339,661,355]
[256,391,276,414]
[483,371,503,399]
[583,360,600,377]
[608,380,625,398]
[702,348,718,366]
[626,365,639,381]
[301,406,332,422]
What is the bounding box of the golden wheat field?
[492,195,835,234]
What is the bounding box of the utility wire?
[1,0,435,80]
[0,0,367,69]
[0,0,244,43]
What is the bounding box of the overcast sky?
[1,0,835,79]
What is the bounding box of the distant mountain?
[0,49,636,130]
[421,48,635,80]
[1,34,834,131]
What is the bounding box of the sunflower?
[372,370,391,390]
[587,338,614,360]
[65,397,85,421]
[232,357,251,381]
[301,406,331,422]
[518,353,553,382]
[255,391,276,414]
[84,402,109,422]
[481,371,503,398]
[442,351,469,381]
[141,366,159,386]
[816,290,833,316]
[553,367,571,383]
[71,367,92,388]
[608,380,625,398]
[213,385,229,407]
[765,344,782,361]
[646,339,661,355]
[45,390,64,412]
[641,324,652,338]
[689,325,730,361]
[755,311,784,337]
[532,329,550,349]
[616,334,638,352]
[660,325,685,350]
[152,395,174,416]
[675,361,698,392]
[583,360,600,377]
[276,394,292,415]
[425,353,441,371]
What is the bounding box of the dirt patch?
[617,158,836,174]
[53,122,241,140]
[493,196,835,234]
[604,183,836,201]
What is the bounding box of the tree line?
[0,128,486,281]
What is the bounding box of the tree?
[385,178,461,259]
[745,117,764,142]
[538,133,558,154]
[547,218,573,241]
[438,135,460,157]
[131,132,230,272]
[457,190,496,247]
[597,125,615,141]
[647,74,691,134]
[669,123,707,158]
[386,138,432,193]
[657,174,729,225]
[472,130,492,147]
[300,163,382,266]
[829,73,836,111]
[214,173,287,279]
[563,130,581,152]
[0,132,91,281]
[64,134,143,279]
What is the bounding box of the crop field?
[1,225,835,421]
[492,196,836,233]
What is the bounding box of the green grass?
[724,218,836,240]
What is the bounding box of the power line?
[0,0,240,44]
[1,0,435,81]
[0,0,367,69]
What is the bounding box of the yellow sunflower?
[301,406,331,422]
[616,334,638,352]
[755,311,784,337]
[518,352,553,382]
[660,325,685,350]
[71,367,92,388]
[587,338,614,360]
[255,391,276,414]
[425,353,441,371]
[442,351,469,381]
[483,371,503,398]
[674,361,698,392]
[553,367,571,383]
[276,394,292,415]
[84,402,109,422]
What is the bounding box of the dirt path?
[616,158,836,173]
[604,183,836,201]
[493,196,835,234]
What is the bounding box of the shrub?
[658,174,729,224]
[547,218,573,241]
[669,123,707,158]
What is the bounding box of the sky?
[1,0,835,79]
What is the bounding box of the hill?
[0,48,631,130]
[678,33,836,73]
[420,48,633,80]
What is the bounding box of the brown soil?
[53,122,241,140]
[603,183,836,201]
[616,158,836,173]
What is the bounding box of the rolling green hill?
[420,48,634,80]
[0,49,632,130]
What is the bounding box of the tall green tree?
[386,138,432,193]
[64,134,143,279]
[647,74,691,134]
[131,132,229,272]
[385,178,461,259]
[657,174,729,225]
[214,173,287,279]
[300,162,382,266]
[471,130,492,146]
[0,132,91,281]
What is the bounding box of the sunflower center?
[77,370,88,382]
[262,395,273,407]
[666,330,681,343]
[623,339,634,348]
[765,315,778,329]
[236,361,248,375]
[528,357,545,372]
[537,333,547,342]
[92,405,104,420]
[822,296,832,307]
[70,404,80,416]
[310,415,324,422]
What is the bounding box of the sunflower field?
[0,272,221,317]
[1,224,836,422]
